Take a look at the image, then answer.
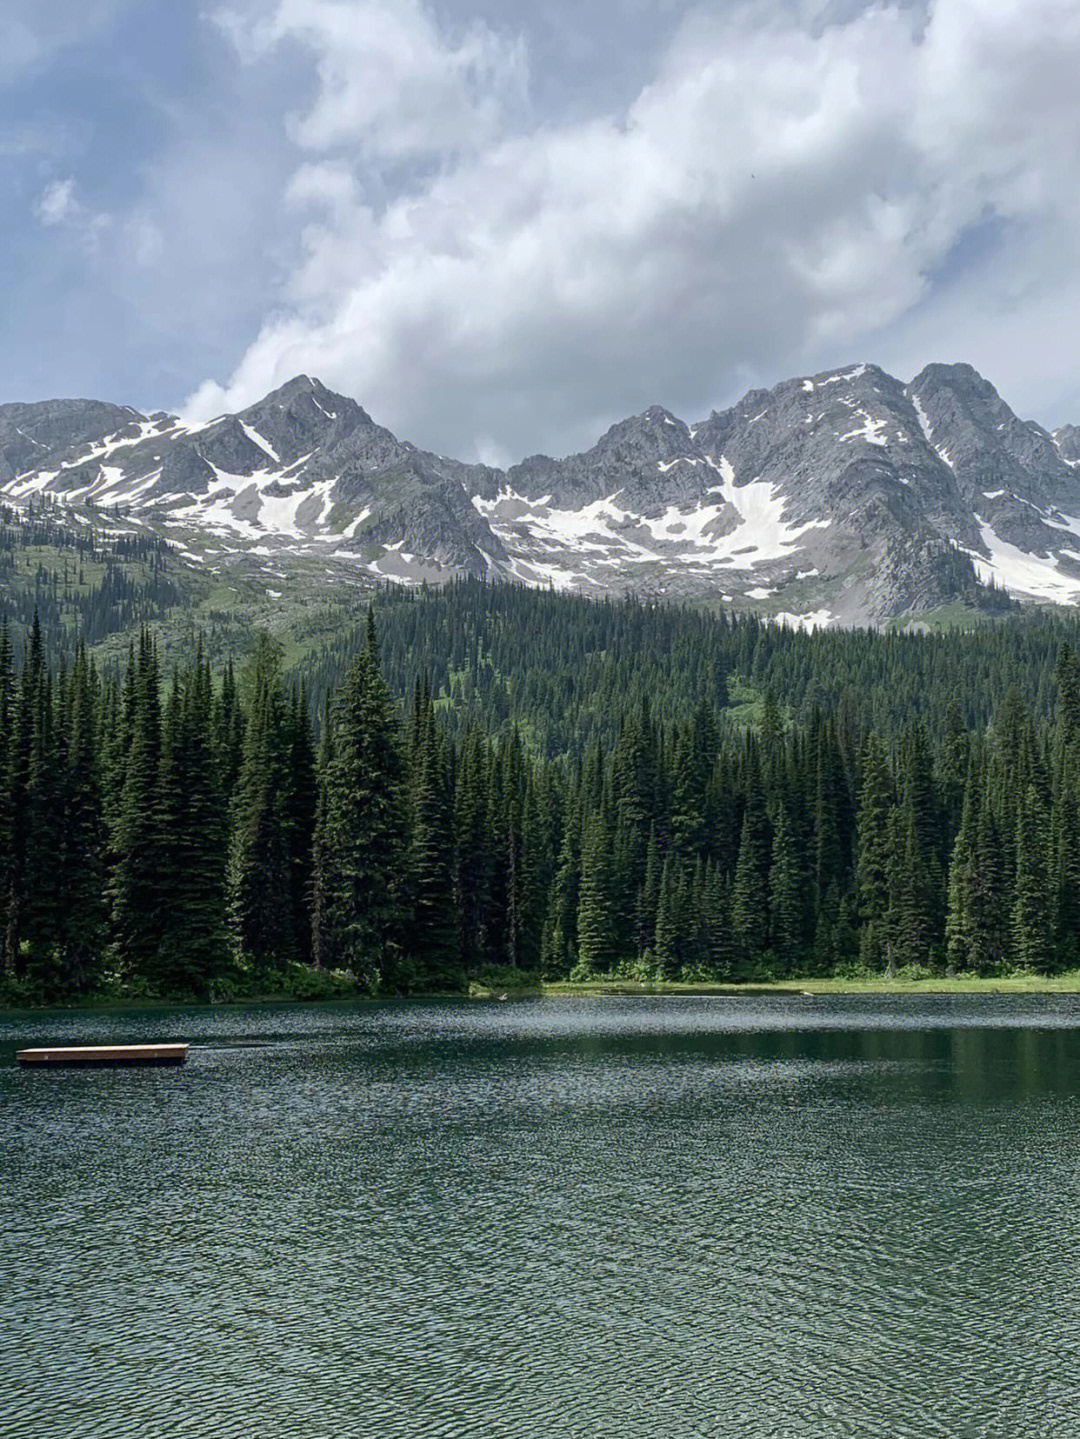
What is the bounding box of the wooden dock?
[16,1043,189,1067]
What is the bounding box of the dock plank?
[16,1044,189,1067]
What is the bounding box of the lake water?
[3,993,1080,1437]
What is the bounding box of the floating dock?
[16,1043,188,1067]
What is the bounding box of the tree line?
[4,602,1080,1002]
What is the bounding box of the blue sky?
[4,0,1080,461]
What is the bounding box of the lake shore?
[6,969,1080,1016]
[486,971,1080,998]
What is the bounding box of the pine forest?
[5,579,1080,1003]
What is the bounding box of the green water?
[3,994,1080,1437]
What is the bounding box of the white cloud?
[187,0,1080,458]
[219,0,528,161]
[36,178,81,225]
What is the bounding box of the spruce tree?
[856,732,893,969]
[230,637,294,972]
[731,743,771,969]
[111,630,164,984]
[653,856,680,978]
[1012,783,1053,972]
[58,645,106,992]
[453,726,492,970]
[318,613,406,990]
[769,802,804,968]
[408,705,461,989]
[577,808,615,973]
[544,782,581,977]
[158,652,228,995]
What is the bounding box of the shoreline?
[483,972,1080,998]
[7,971,1080,1017]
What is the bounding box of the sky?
[3,0,1080,463]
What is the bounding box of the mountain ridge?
[2,362,1078,626]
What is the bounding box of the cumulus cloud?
[217,0,528,161]
[187,0,1080,459]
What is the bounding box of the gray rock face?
[0,399,153,483]
[2,363,1078,625]
[908,363,1080,542]
[1054,424,1080,464]
[503,406,696,510]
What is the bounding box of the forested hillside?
[311,580,1079,752]
[0,505,181,651]
[4,584,1080,1004]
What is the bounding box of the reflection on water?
[3,994,1080,1437]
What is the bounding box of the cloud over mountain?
[185,0,1080,461]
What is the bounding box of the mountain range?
[2,360,1079,627]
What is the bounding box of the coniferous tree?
[286,684,316,964]
[653,855,681,978]
[230,637,295,971]
[769,802,804,968]
[316,613,406,990]
[21,660,64,980]
[636,825,662,957]
[111,630,164,984]
[856,732,893,969]
[1012,782,1053,972]
[454,726,492,970]
[945,758,982,973]
[157,651,229,994]
[544,781,581,977]
[310,695,336,971]
[408,701,460,989]
[731,744,771,969]
[58,645,106,991]
[577,808,616,973]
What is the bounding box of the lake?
[3,993,1080,1437]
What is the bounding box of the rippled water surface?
[4,993,1080,1436]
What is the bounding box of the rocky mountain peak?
[2,360,1078,626]
[908,361,1077,518]
[228,375,369,469]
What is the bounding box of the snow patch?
[239,421,281,463]
[772,608,834,631]
[964,521,1080,602]
[838,411,887,446]
[911,395,934,444]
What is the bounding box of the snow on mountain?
[3,365,1080,626]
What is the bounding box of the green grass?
[723,673,765,728]
[502,971,1080,997]
[888,601,1012,634]
[788,971,1080,993]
